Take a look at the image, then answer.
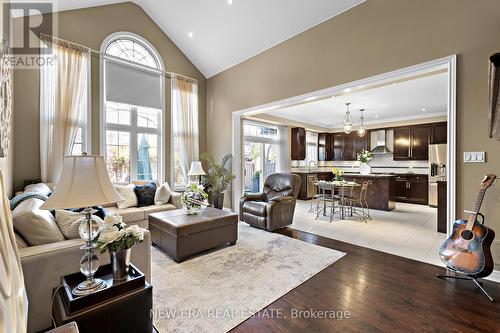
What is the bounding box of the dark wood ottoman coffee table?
[149,208,238,262]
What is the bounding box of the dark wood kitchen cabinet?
[291,127,306,160]
[395,174,428,205]
[332,133,344,160]
[318,133,328,161]
[323,132,368,161]
[410,125,430,160]
[393,125,430,161]
[430,122,447,144]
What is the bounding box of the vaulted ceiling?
[40,0,365,78]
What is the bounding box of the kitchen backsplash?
[292,153,429,174]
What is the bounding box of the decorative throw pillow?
[24,183,52,196]
[55,210,105,239]
[134,182,157,207]
[12,198,65,246]
[154,182,172,205]
[55,210,84,239]
[49,206,107,220]
[114,184,138,209]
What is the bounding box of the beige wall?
[0,0,14,197]
[12,2,207,192]
[207,0,500,260]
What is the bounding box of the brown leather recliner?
[239,173,302,231]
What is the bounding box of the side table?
[52,264,155,333]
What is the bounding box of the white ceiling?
[265,72,448,129]
[27,0,365,78]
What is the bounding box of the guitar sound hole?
[461,230,474,241]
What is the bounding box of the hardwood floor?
[230,228,500,333]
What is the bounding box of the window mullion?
[130,106,138,180]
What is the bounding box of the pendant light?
[343,102,352,134]
[358,108,366,137]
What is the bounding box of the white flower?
[126,225,145,241]
[98,229,125,245]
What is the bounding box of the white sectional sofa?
[11,180,181,333]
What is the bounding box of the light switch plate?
[464,152,486,163]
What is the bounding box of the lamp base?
[72,278,107,296]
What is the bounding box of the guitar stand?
[436,273,495,302]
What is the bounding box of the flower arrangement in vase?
[95,215,146,281]
[331,167,344,181]
[181,181,209,215]
[357,149,374,175]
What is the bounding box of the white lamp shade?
[188,161,206,176]
[41,155,123,210]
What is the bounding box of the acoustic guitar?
[439,174,496,278]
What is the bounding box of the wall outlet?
[464,152,486,163]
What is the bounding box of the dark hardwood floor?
[230,228,500,333]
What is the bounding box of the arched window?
[100,32,165,182]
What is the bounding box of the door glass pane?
[244,142,262,193]
[106,130,130,182]
[137,133,158,181]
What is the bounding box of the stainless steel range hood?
[370,129,393,154]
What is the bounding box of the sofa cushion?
[24,183,52,196]
[134,182,157,207]
[114,184,137,209]
[155,183,172,205]
[12,198,65,246]
[142,204,177,218]
[242,201,267,217]
[15,231,28,248]
[106,207,145,223]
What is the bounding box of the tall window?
[243,122,280,192]
[101,33,164,182]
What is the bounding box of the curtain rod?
[39,33,199,83]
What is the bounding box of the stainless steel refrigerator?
[428,144,447,207]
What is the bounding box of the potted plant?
[95,215,146,281]
[181,181,209,214]
[200,153,236,209]
[357,149,374,175]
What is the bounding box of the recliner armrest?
[269,195,294,203]
[243,192,267,201]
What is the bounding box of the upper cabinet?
[318,132,368,161]
[394,124,430,160]
[291,127,306,160]
[430,122,447,144]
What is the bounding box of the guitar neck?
[465,188,486,230]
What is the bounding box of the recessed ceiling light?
[392,82,397,86]
[421,108,427,112]
[331,96,336,99]
[304,97,317,102]
[188,32,194,38]
[343,88,351,93]
[228,0,233,4]
[374,115,379,118]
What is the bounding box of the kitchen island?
[292,170,396,211]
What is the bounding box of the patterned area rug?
[151,223,345,333]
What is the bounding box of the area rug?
[151,223,345,333]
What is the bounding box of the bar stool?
[308,175,321,213]
[345,180,372,222]
[315,182,340,223]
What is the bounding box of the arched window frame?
[100,32,165,182]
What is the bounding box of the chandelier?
[358,108,366,137]
[343,102,352,134]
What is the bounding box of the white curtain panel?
[172,77,199,184]
[278,126,290,172]
[40,39,90,183]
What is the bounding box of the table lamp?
[41,155,122,296]
[188,161,206,183]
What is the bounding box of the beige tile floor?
[292,200,447,267]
